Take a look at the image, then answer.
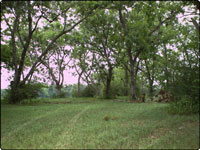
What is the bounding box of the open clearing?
[1,98,199,149]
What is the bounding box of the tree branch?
[22,5,98,84]
[149,10,177,36]
[191,18,199,32]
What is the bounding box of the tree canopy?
[1,1,199,104]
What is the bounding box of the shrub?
[5,82,45,103]
[18,83,44,100]
[1,89,10,104]
[101,83,119,99]
[80,85,96,97]
[168,96,199,115]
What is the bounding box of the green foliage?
[1,89,7,100]
[19,83,45,101]
[38,88,49,98]
[71,84,85,97]
[100,83,119,99]
[1,44,13,69]
[168,65,199,101]
[5,83,45,103]
[2,1,199,104]
[71,84,97,97]
[1,89,10,104]
[168,96,199,115]
[54,90,66,98]
[80,85,96,97]
[112,68,130,96]
[48,85,58,98]
[47,85,70,98]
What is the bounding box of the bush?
[5,83,45,103]
[18,83,44,100]
[168,96,199,115]
[100,83,119,99]
[1,89,10,104]
[80,85,96,97]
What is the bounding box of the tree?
[80,9,119,98]
[116,1,183,100]
[2,1,99,103]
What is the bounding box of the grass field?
[1,98,199,149]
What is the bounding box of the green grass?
[1,98,199,149]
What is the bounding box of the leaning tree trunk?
[77,76,81,97]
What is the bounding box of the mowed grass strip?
[1,99,199,149]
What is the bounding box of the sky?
[1,66,78,89]
[1,3,198,89]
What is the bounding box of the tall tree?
[2,1,98,103]
[81,9,118,98]
[117,1,182,100]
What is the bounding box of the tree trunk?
[149,80,153,97]
[124,68,129,96]
[144,60,154,98]
[105,67,113,99]
[78,76,81,97]
[130,73,136,100]
[118,7,137,100]
[10,81,18,104]
[10,80,25,104]
[164,45,169,90]
[56,85,62,98]
[128,48,137,100]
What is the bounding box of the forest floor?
[1,97,199,149]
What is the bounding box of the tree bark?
[164,45,169,90]
[191,18,199,32]
[144,60,154,97]
[149,80,153,96]
[10,11,20,104]
[78,75,81,97]
[124,68,129,96]
[128,49,137,100]
[105,67,113,99]
[56,85,62,98]
[118,7,137,100]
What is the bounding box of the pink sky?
[1,67,78,89]
[1,13,80,89]
[1,68,10,89]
